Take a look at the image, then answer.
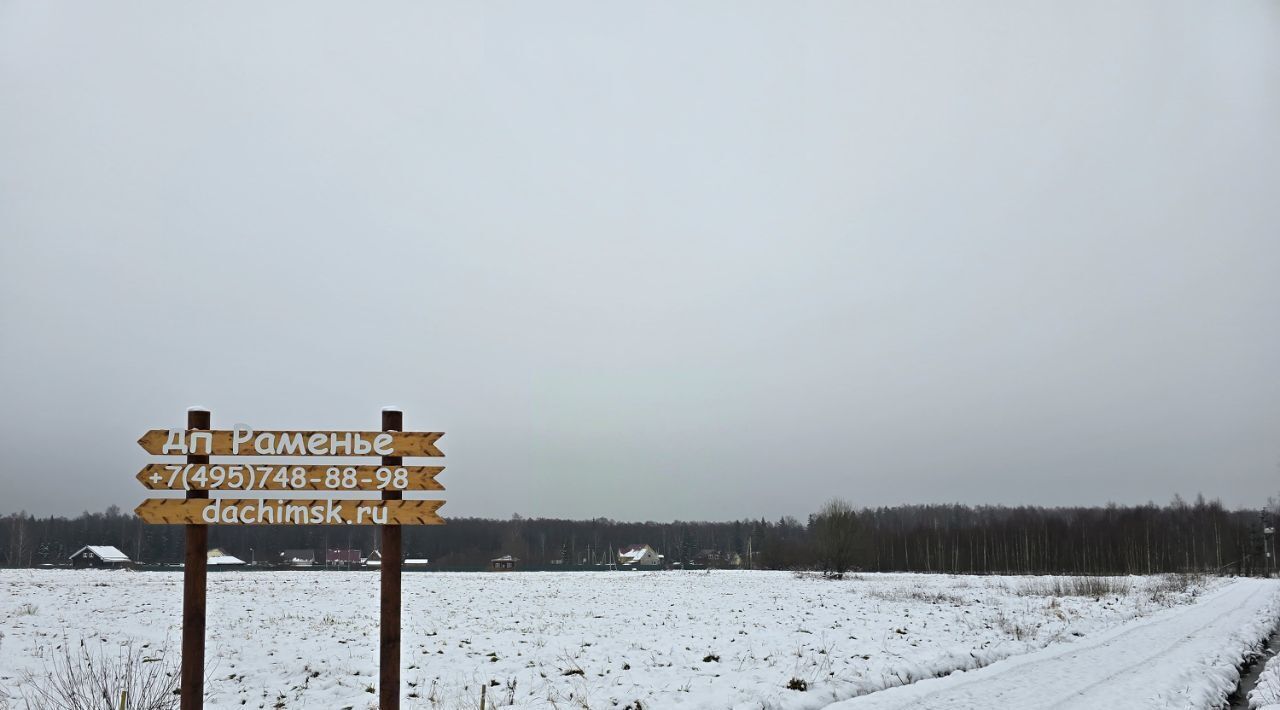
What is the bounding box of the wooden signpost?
[135,464,445,491]
[136,429,444,457]
[134,409,444,710]
[134,498,445,525]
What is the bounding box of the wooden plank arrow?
[135,464,444,491]
[134,498,445,525]
[136,430,444,457]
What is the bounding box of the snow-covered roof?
[70,546,130,562]
[619,544,654,563]
[491,555,518,562]
[363,558,426,566]
[208,555,245,566]
[280,549,316,564]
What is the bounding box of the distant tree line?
[822,495,1278,577]
[1,495,1276,575]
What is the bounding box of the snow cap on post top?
[381,407,403,435]
[187,406,210,413]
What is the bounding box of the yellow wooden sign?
[136,428,443,457]
[134,498,445,525]
[135,463,444,491]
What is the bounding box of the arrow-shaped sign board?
[134,498,445,525]
[137,429,443,457]
[136,463,444,491]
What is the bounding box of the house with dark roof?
[490,555,518,571]
[69,545,131,568]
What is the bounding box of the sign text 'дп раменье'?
[136,428,444,457]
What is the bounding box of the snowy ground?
[1252,633,1280,710]
[0,570,1270,709]
[828,578,1280,710]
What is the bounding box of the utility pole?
[1263,509,1276,576]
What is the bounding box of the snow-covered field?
[0,570,1273,709]
[829,578,1280,710]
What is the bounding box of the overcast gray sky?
[1,1,1278,521]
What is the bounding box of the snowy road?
[828,579,1280,710]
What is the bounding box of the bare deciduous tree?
[813,498,861,579]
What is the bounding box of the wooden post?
[380,408,403,709]
[181,407,209,710]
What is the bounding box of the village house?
[693,549,722,567]
[617,544,662,567]
[279,549,317,567]
[207,548,246,567]
[69,545,131,569]
[326,548,362,568]
[490,555,518,571]
[366,552,430,570]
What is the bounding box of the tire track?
[827,580,1279,710]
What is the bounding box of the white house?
[617,544,662,567]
